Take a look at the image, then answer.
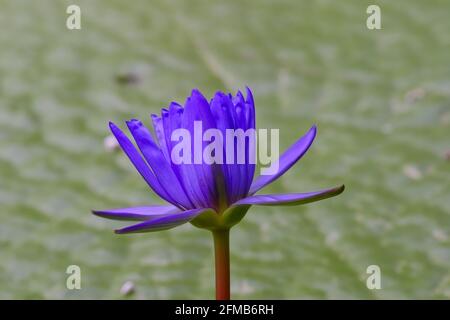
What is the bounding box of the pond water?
[0,0,448,299]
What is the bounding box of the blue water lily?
[93,87,343,232]
[93,87,344,299]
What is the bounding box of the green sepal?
[190,205,251,231]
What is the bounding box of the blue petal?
[92,205,179,221]
[108,121,174,205]
[126,119,193,209]
[180,89,226,209]
[234,185,345,206]
[115,208,213,234]
[151,114,170,162]
[210,92,243,203]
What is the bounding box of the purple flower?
[93,88,344,234]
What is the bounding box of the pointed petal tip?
[191,88,203,97]
[336,184,345,194]
[245,86,254,101]
[319,184,345,197]
[190,88,209,103]
[303,124,317,145]
[92,209,114,219]
[114,225,135,234]
[126,118,140,124]
[91,209,112,219]
[212,90,232,106]
[91,210,110,218]
[126,119,145,132]
[109,121,124,136]
[161,108,169,118]
[213,90,226,97]
[235,184,345,207]
[112,208,209,234]
[168,101,180,109]
[169,102,184,114]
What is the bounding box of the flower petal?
[233,91,250,200]
[165,102,184,153]
[244,86,255,131]
[150,114,170,162]
[92,205,179,221]
[241,88,256,198]
[180,89,225,209]
[115,208,214,234]
[157,104,204,208]
[210,92,242,203]
[108,121,173,205]
[234,185,345,206]
[126,119,193,209]
[249,125,317,195]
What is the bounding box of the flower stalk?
[212,229,230,300]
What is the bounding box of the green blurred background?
[0,0,449,299]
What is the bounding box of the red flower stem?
[212,229,230,300]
